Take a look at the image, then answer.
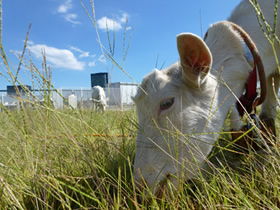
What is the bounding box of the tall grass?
[0,0,279,209]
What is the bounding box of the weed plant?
[0,0,279,209]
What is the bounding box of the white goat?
[133,0,279,195]
[92,85,107,112]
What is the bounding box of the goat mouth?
[155,174,172,199]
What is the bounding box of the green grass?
[0,108,139,209]
[0,105,279,209]
[0,0,280,209]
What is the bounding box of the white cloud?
[69,46,82,53]
[88,61,96,67]
[64,13,81,25]
[57,0,72,13]
[69,46,90,58]
[87,54,106,67]
[57,0,80,25]
[27,40,34,45]
[79,52,90,58]
[98,55,106,63]
[97,11,130,31]
[28,43,85,71]
[97,17,122,31]
[119,12,129,23]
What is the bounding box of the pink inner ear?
[190,51,208,70]
[177,33,212,80]
[191,52,198,64]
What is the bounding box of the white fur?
[92,86,107,112]
[133,0,280,194]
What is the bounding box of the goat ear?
[177,33,212,87]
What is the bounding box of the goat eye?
[160,98,174,111]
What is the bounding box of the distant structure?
[105,82,138,107]
[7,85,32,96]
[91,72,108,88]
[0,73,139,111]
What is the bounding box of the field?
[0,106,139,209]
[0,102,279,209]
[1,0,280,209]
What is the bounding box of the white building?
[0,82,139,110]
[105,82,138,107]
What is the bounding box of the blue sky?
[1,0,241,90]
